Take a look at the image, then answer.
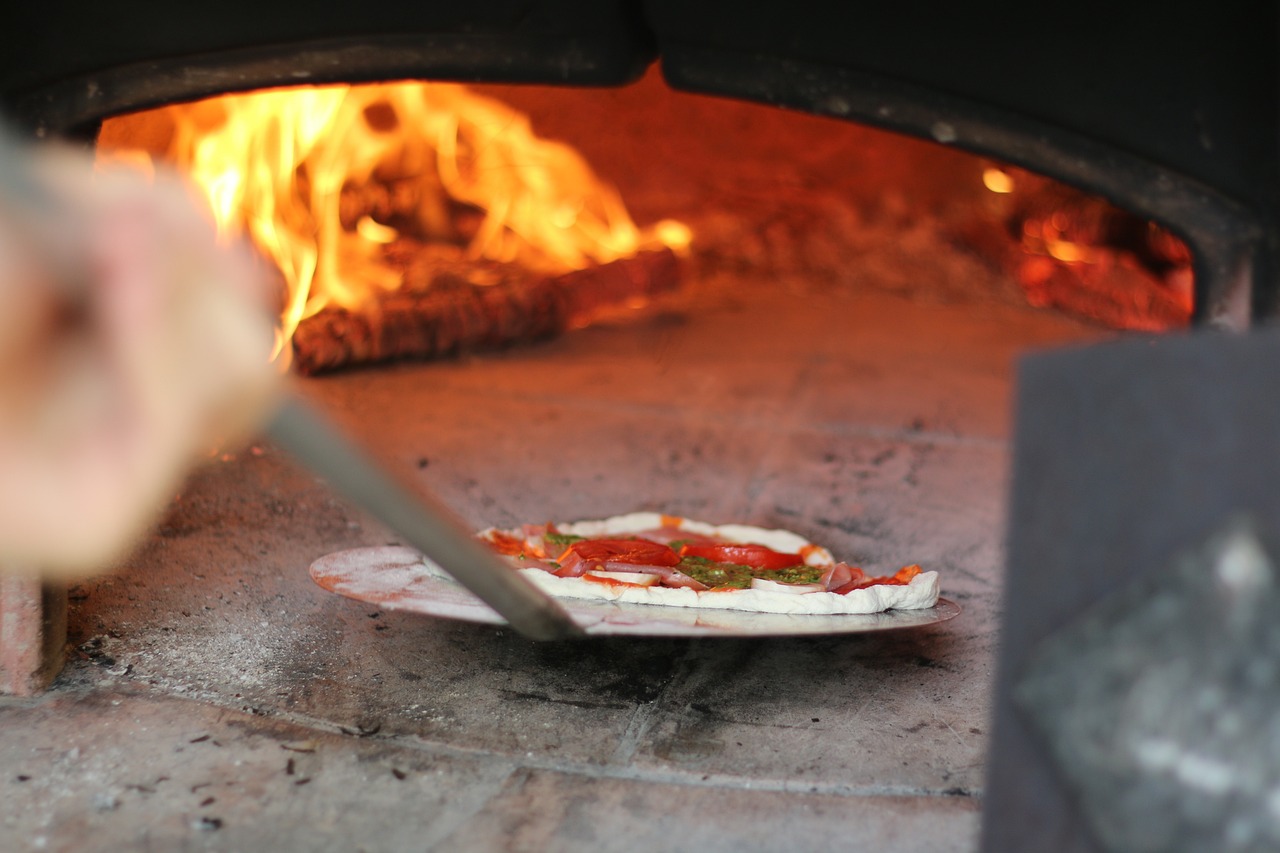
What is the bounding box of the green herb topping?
[678,555,821,589]
[544,532,586,549]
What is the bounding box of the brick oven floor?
[0,273,1101,851]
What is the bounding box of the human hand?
[0,138,280,576]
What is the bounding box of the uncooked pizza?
[472,512,939,615]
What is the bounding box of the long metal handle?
[266,395,582,640]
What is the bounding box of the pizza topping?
[769,565,827,585]
[819,562,858,591]
[502,554,561,573]
[543,530,586,549]
[570,559,711,590]
[556,538,681,577]
[679,543,806,570]
[832,564,922,594]
[487,530,533,557]
[477,521,932,605]
[750,578,826,595]
[630,526,722,547]
[584,570,664,587]
[659,569,711,591]
[677,556,756,589]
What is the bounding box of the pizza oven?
[1,4,1277,851]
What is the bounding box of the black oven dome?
[0,1,656,128]
[1,0,1274,321]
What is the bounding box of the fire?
[978,164,1193,330]
[97,82,691,360]
[981,167,1015,194]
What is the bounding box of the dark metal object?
[3,33,652,142]
[984,327,1280,852]
[266,396,582,641]
[0,1,654,118]
[1016,522,1280,853]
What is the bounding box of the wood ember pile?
[1013,253,1192,331]
[291,243,681,374]
[971,170,1194,331]
[289,146,684,374]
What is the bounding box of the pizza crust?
[517,565,940,614]
[471,512,941,615]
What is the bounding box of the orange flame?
[977,163,1193,329]
[98,82,691,359]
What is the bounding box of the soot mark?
[529,639,686,706]
[870,448,897,467]
[687,702,810,731]
[498,690,630,711]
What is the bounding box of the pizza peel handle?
[265,395,583,640]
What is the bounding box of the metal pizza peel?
[266,395,583,640]
[307,543,961,638]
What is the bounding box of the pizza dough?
[467,511,940,616]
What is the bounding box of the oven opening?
[96,70,1192,378]
[3,57,1237,852]
[3,4,1275,848]
[67,70,1170,720]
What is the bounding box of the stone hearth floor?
[0,278,1101,852]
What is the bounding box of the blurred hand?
[0,140,279,576]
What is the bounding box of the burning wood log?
[290,246,681,374]
[969,166,1194,331]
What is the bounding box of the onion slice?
[586,570,662,587]
[750,578,825,595]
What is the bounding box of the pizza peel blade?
[265,395,583,640]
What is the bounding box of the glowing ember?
[981,167,1015,194]
[98,82,691,360]
[980,165,1193,330]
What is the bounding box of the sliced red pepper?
[679,542,804,570]
[894,564,922,583]
[486,530,530,556]
[558,538,681,576]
